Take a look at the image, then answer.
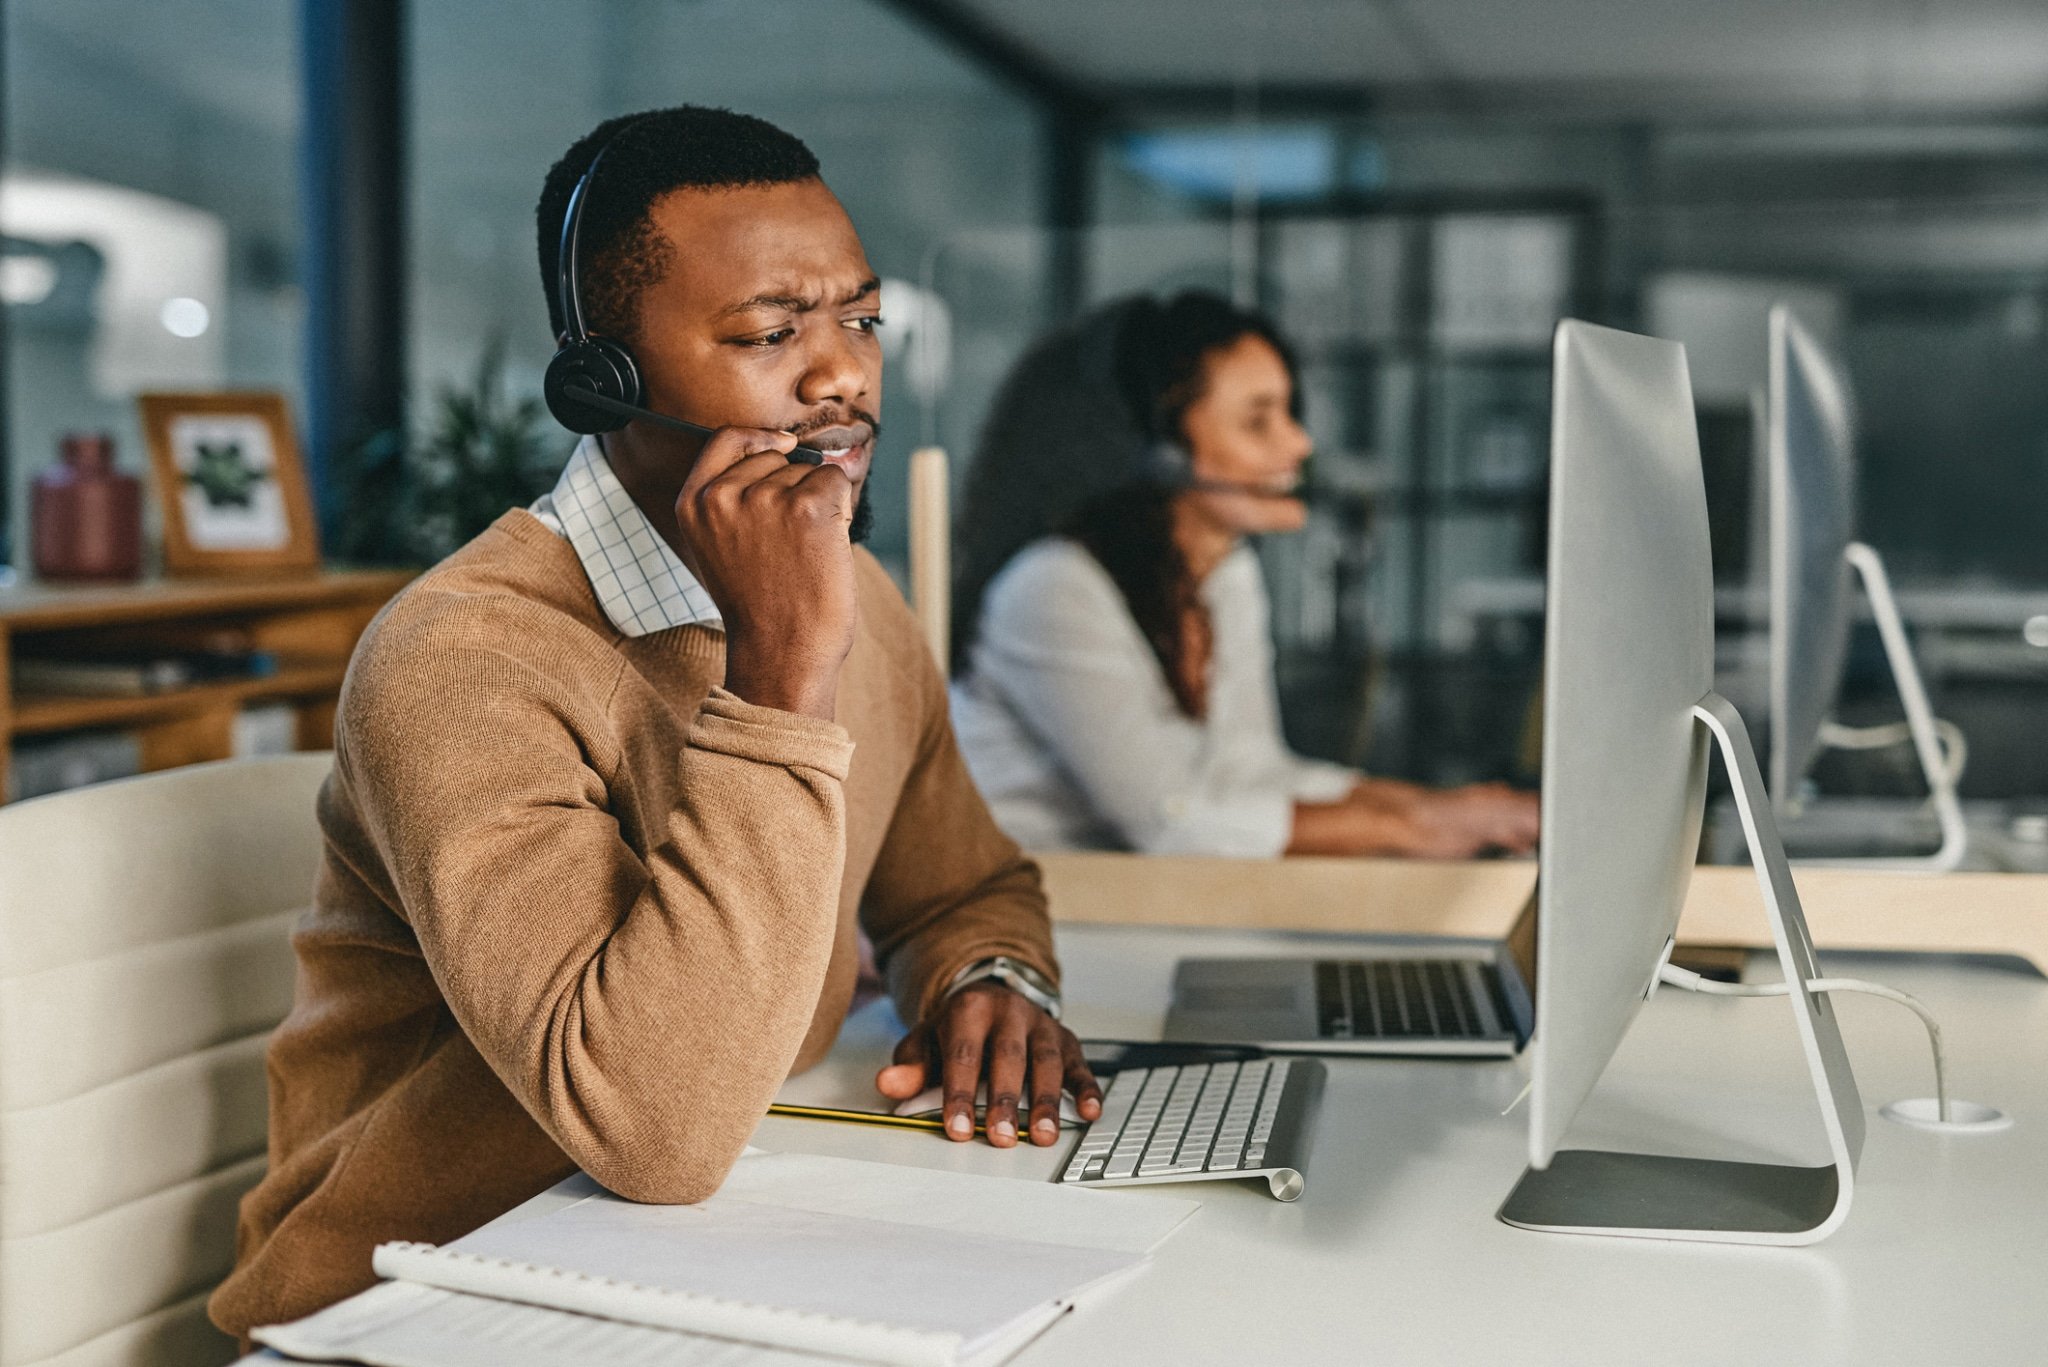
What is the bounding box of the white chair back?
[908,445,951,668]
[0,754,330,1366]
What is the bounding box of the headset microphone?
[542,121,824,467]
[558,384,825,465]
[1184,475,1304,498]
[1146,440,1304,500]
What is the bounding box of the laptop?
[1161,891,1537,1057]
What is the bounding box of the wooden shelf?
[10,660,350,736]
[0,568,412,632]
[1,568,411,801]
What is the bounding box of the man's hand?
[672,426,858,720]
[875,984,1104,1148]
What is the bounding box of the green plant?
[329,425,410,565]
[405,338,559,562]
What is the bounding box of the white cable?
[1658,963,1949,1122]
[1819,717,1968,790]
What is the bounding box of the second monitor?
[1767,303,1968,870]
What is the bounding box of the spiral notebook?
[256,1151,1195,1367]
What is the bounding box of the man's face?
[613,177,883,512]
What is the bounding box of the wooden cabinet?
[0,569,413,801]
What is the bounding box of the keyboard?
[1313,957,1507,1041]
[1057,1058,1325,1202]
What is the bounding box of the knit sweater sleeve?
[336,598,852,1204]
[851,557,1062,1028]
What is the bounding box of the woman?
[949,291,1538,859]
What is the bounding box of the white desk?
[249,921,2048,1366]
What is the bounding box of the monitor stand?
[1793,542,1967,873]
[1499,691,1866,1245]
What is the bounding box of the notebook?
[256,1150,1196,1367]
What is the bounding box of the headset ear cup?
[545,336,644,434]
[1146,439,1192,488]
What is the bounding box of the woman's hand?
[1288,779,1538,858]
[1411,782,1540,856]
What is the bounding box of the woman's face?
[1177,332,1313,536]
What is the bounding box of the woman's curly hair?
[951,290,1298,716]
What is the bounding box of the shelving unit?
[1254,193,1601,781]
[0,569,413,801]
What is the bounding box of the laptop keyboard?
[1312,958,1502,1040]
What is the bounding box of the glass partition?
[405,0,1047,578]
[2,0,301,573]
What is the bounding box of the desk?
[1036,851,2048,974]
[249,919,2048,1366]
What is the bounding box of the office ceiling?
[939,0,2048,119]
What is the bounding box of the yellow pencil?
[767,1102,1002,1136]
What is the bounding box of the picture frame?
[137,391,321,576]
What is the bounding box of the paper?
[374,1235,986,1367]
[713,1151,1194,1255]
[257,1280,827,1367]
[266,1149,1198,1367]
[448,1188,1134,1348]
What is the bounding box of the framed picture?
[138,391,321,575]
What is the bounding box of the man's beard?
[849,484,875,545]
[815,410,879,546]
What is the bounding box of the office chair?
[0,754,330,1366]
[909,445,951,668]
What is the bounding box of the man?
[211,105,1101,1336]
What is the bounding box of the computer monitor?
[1767,305,1858,805]
[1766,305,1966,870]
[1498,320,1864,1245]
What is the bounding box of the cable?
[1657,963,1949,1122]
[1819,717,1968,791]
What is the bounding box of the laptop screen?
[1504,885,1539,1004]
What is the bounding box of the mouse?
[892,1083,1085,1128]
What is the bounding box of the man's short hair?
[535,106,820,345]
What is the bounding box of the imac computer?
[1497,320,1865,1245]
[1766,304,1966,871]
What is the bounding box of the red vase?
[31,433,143,581]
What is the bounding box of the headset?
[541,121,824,465]
[1115,297,1305,501]
[1147,438,1305,500]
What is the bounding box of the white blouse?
[951,538,1359,857]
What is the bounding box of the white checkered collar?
[529,435,723,637]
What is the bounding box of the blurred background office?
[5,0,2048,840]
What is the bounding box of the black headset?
[543,125,651,436]
[541,120,822,463]
[1113,297,1305,501]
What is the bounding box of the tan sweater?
[210,511,1059,1335]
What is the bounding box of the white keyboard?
[1057,1058,1325,1202]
